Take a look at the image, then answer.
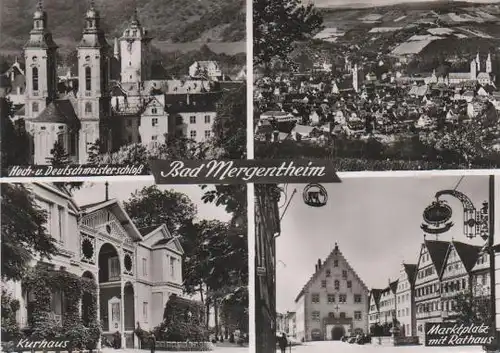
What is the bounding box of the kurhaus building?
[4,183,184,348]
[294,243,369,342]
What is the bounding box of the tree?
[454,290,492,325]
[1,183,58,282]
[1,98,30,174]
[46,141,70,166]
[124,185,197,237]
[253,0,323,70]
[183,219,248,336]
[86,140,102,164]
[212,84,246,160]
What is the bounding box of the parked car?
[356,335,370,345]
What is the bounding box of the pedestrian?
[278,333,288,353]
[150,331,156,353]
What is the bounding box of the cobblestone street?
[275,341,486,353]
[102,346,248,353]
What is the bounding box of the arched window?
[85,102,92,114]
[334,280,340,290]
[32,67,39,91]
[32,102,39,113]
[85,67,91,91]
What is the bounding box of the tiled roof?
[425,239,450,275]
[369,289,383,308]
[294,244,369,303]
[403,263,418,286]
[32,100,80,129]
[389,280,399,294]
[138,225,161,236]
[452,241,482,273]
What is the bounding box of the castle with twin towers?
[19,0,216,165]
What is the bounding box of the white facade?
[4,183,184,348]
[139,95,169,147]
[189,61,222,80]
[294,244,369,342]
[415,240,447,342]
[395,264,417,337]
[178,111,216,143]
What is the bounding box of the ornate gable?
[80,199,142,244]
[82,208,133,244]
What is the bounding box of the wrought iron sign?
[303,183,328,207]
[421,200,454,234]
[421,189,489,239]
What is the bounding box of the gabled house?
[439,241,481,321]
[293,243,369,342]
[396,263,417,337]
[414,239,449,340]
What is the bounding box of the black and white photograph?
[1,181,248,352]
[254,0,500,171]
[255,176,500,353]
[0,0,246,173]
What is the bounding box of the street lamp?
[420,175,496,346]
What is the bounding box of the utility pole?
[488,175,496,345]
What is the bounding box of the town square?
[256,176,500,352]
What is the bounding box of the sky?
[72,181,231,223]
[276,175,497,313]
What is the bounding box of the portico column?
[96,270,101,350]
[134,290,139,348]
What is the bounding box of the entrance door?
[108,296,121,332]
[331,326,345,340]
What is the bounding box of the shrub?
[154,294,208,342]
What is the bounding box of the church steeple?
[119,6,153,84]
[24,0,58,119]
[76,0,112,163]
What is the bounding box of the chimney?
[334,242,338,251]
[315,264,318,272]
[318,259,322,269]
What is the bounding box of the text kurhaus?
[16,339,69,349]
[160,160,326,181]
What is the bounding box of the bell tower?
[77,0,111,162]
[120,9,153,86]
[24,0,58,119]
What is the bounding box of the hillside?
[0,0,245,50]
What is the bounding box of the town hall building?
[293,243,369,342]
[3,183,185,348]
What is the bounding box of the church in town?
[3,1,232,165]
[293,243,369,342]
[3,183,185,348]
[425,52,495,86]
